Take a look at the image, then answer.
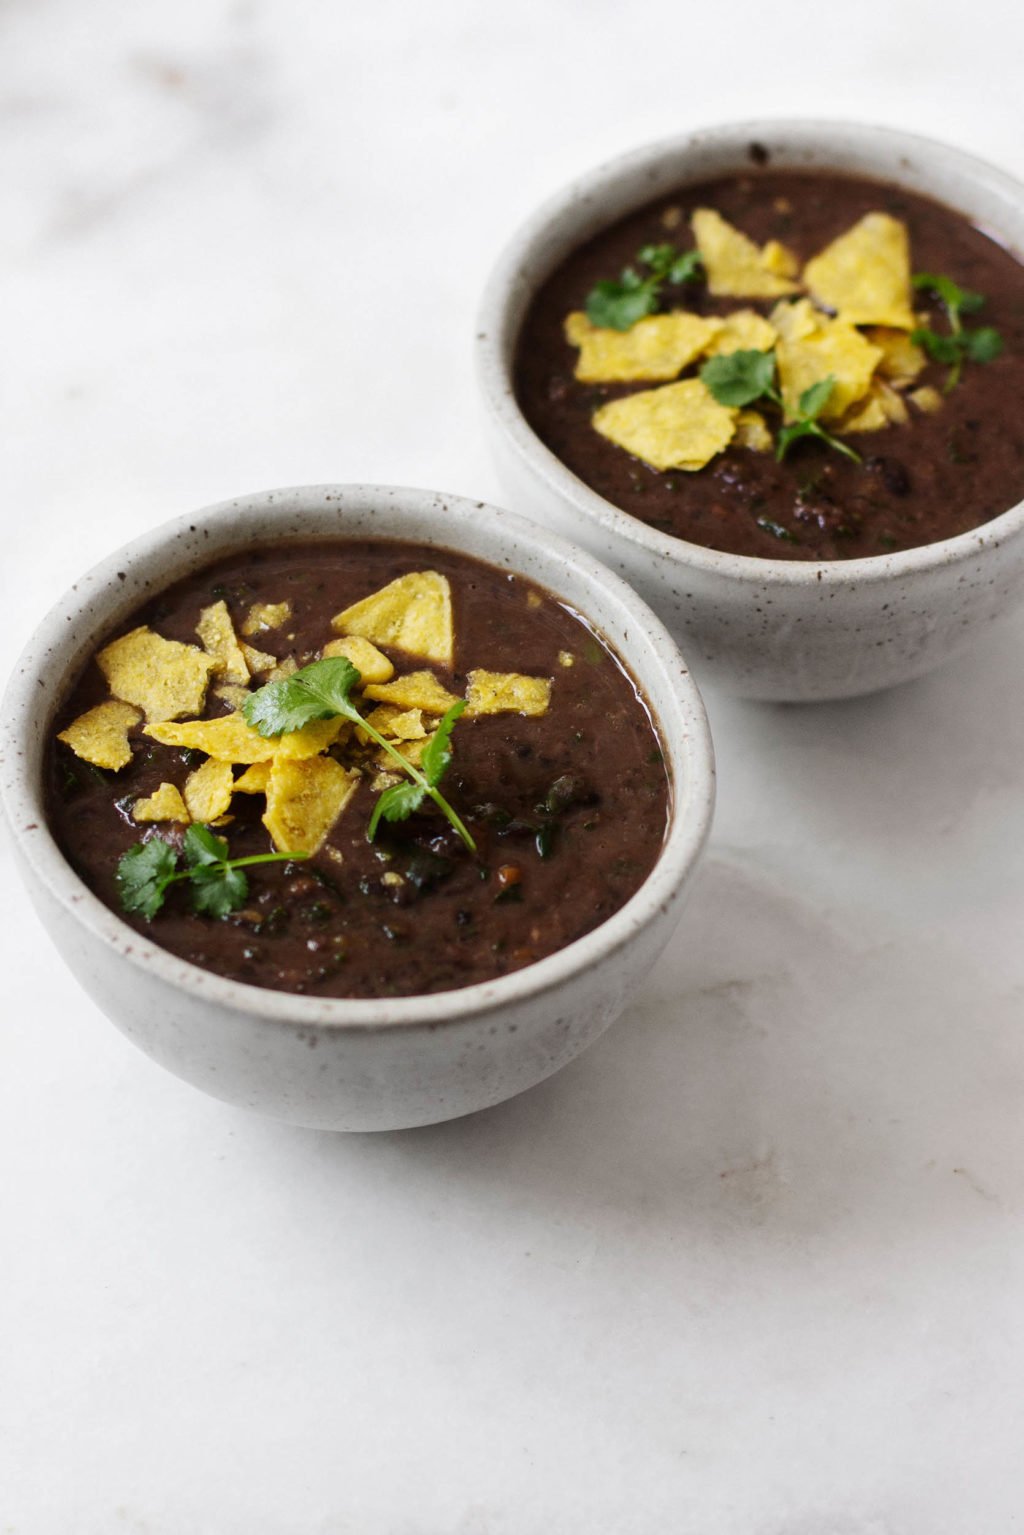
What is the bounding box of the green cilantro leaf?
[367,779,425,841]
[243,657,362,736]
[420,700,464,787]
[700,348,778,408]
[911,272,1002,391]
[116,837,179,920]
[183,822,231,867]
[116,824,304,922]
[585,274,657,331]
[584,243,703,331]
[189,862,249,918]
[965,326,1003,363]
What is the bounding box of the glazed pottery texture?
[0,486,715,1131]
[477,121,1024,700]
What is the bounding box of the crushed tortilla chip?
[691,209,800,298]
[263,755,359,854]
[774,305,882,421]
[214,683,251,711]
[321,634,395,683]
[233,761,272,795]
[803,212,915,329]
[183,757,235,822]
[145,712,343,763]
[374,737,431,769]
[909,384,944,414]
[701,308,778,358]
[57,700,141,771]
[362,705,428,741]
[240,641,278,675]
[97,626,215,722]
[838,379,909,433]
[558,651,575,668]
[465,670,552,718]
[868,327,926,385]
[769,297,819,343]
[362,670,461,715]
[564,310,721,382]
[266,656,298,683]
[733,410,773,452]
[333,571,453,667]
[132,781,189,823]
[592,378,736,472]
[242,601,291,637]
[196,601,249,684]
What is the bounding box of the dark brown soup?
[47,540,670,998]
[515,169,1024,560]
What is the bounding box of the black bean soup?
[47,541,670,998]
[515,167,1024,560]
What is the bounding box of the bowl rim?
[476,116,1024,586]
[0,483,715,1032]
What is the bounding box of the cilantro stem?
[160,847,308,888]
[356,715,477,853]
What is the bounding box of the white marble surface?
[4,0,1024,1528]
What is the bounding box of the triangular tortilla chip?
[692,209,800,298]
[332,572,453,667]
[592,378,736,471]
[263,755,359,854]
[564,310,721,382]
[803,213,915,329]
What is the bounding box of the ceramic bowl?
[0,485,714,1132]
[477,120,1024,701]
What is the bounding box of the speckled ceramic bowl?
[477,120,1024,700]
[0,485,714,1132]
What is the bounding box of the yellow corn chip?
[267,657,298,683]
[733,410,773,452]
[362,705,428,741]
[183,757,235,822]
[263,755,359,854]
[332,572,453,667]
[564,310,721,382]
[57,700,141,771]
[242,601,291,636]
[362,670,461,715]
[803,212,915,328]
[97,626,215,722]
[240,642,278,675]
[762,240,800,279]
[132,781,189,823]
[701,308,777,358]
[909,384,944,414]
[374,738,431,769]
[196,601,250,684]
[775,310,882,422]
[214,683,251,711]
[592,378,736,472]
[233,761,272,795]
[691,209,800,298]
[769,297,819,343]
[465,670,552,718]
[321,635,395,683]
[145,712,342,763]
[557,650,575,668]
[837,379,909,433]
[868,327,926,385]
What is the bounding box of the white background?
[4,1,1024,1529]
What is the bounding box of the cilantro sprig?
[700,349,861,464]
[117,823,303,921]
[585,241,704,331]
[911,272,1002,392]
[243,658,476,853]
